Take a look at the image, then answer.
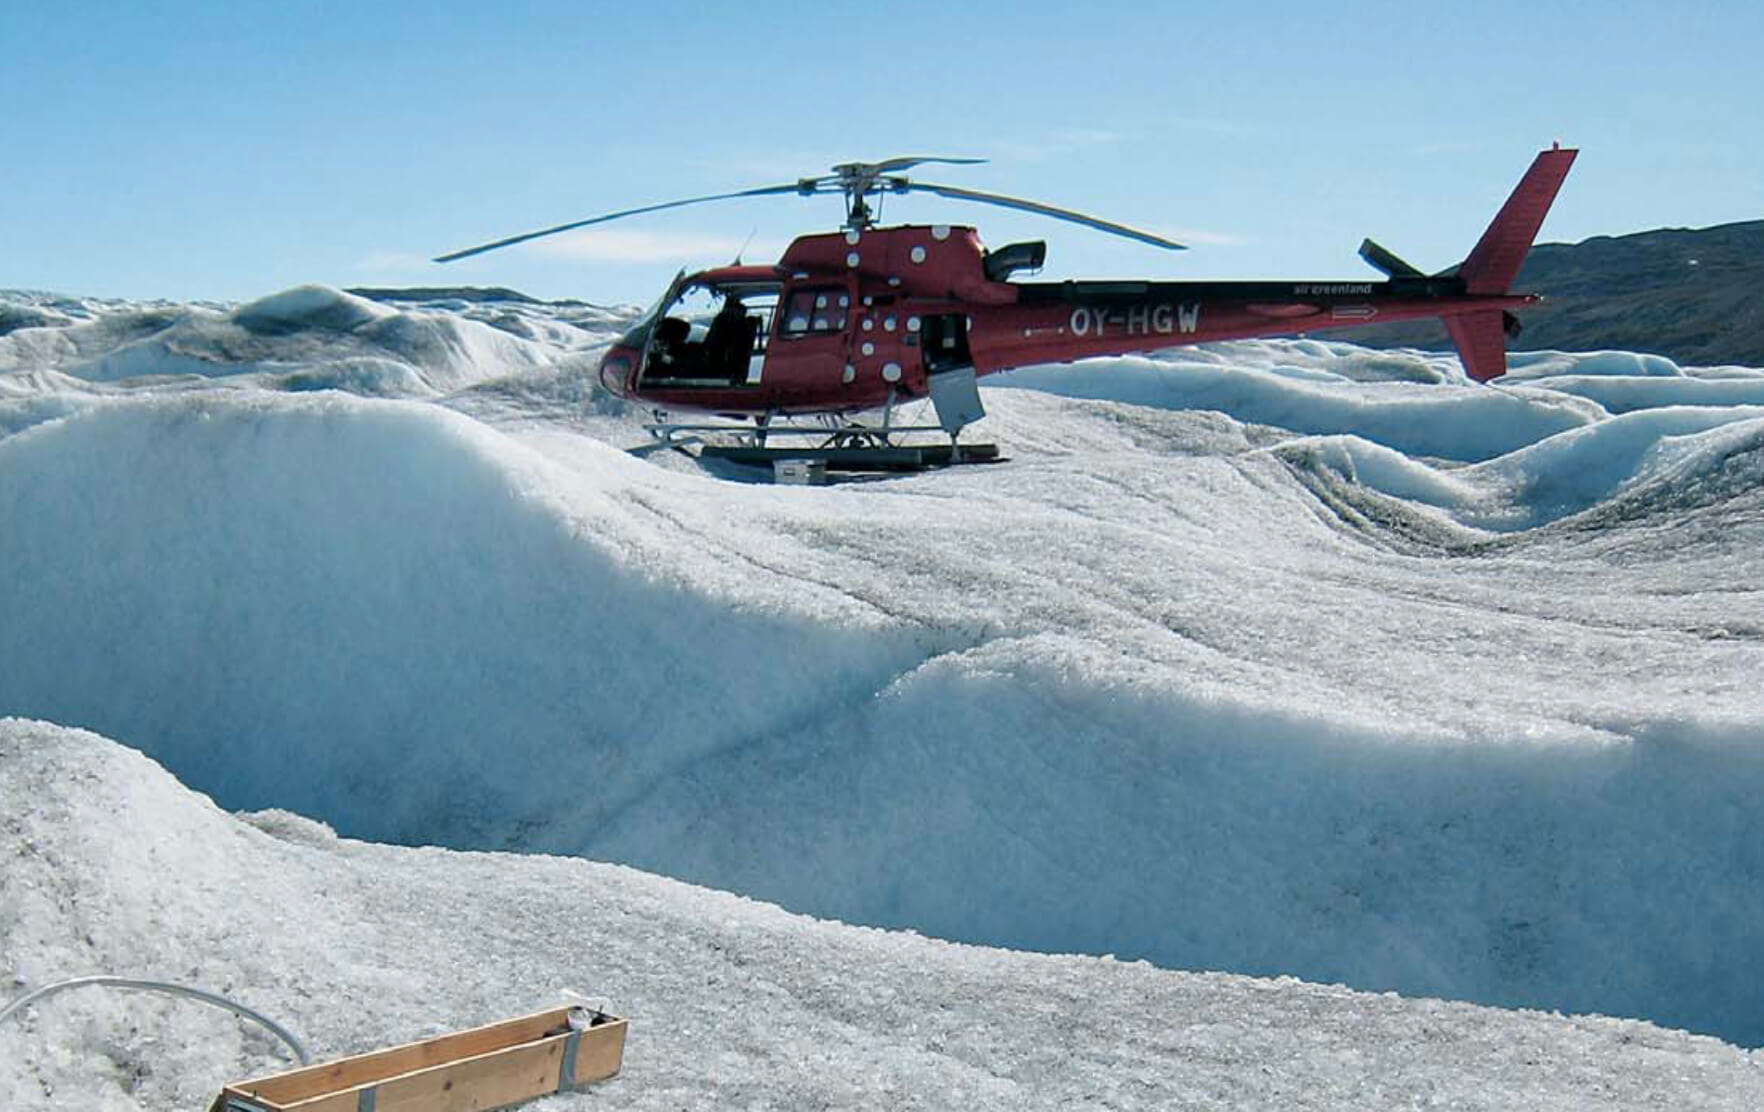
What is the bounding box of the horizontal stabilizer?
[1358,238,1424,279]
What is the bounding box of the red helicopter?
[437,148,1576,468]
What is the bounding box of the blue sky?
[4,1,1760,305]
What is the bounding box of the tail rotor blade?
[903,181,1185,250]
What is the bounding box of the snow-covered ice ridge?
[2,286,1762,1070]
[5,720,1761,1111]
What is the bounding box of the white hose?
[0,976,311,1066]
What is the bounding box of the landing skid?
[634,416,1002,477]
[702,438,1000,472]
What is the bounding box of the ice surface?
[3,287,1764,1098]
[0,284,621,396]
[5,719,1761,1112]
[1525,372,1764,414]
[995,345,1607,461]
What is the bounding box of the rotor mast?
[815,162,909,232]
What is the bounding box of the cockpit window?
[640,279,781,388]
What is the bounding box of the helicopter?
[436,147,1576,469]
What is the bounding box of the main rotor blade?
[903,181,1186,250]
[433,183,811,263]
[868,155,987,174]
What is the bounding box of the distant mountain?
[1332,220,1764,368]
[345,285,615,309]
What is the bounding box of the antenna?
[732,227,757,266]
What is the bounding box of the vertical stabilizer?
[1458,147,1578,295]
[1444,146,1577,381]
[1445,310,1510,383]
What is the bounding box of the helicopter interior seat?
[650,316,692,378]
[703,308,743,378]
[725,314,760,384]
[701,306,762,385]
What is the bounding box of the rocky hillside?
[1336,220,1764,367]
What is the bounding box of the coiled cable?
[0,976,310,1066]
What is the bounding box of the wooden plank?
[269,1091,356,1112]
[275,1026,631,1112]
[364,1034,564,1112]
[215,1086,355,1112]
[566,1019,628,1087]
[229,1008,573,1106]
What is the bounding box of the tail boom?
[965,147,1576,386]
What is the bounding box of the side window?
[781,287,849,335]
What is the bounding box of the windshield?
[615,269,687,349]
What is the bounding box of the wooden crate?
[210,1006,626,1112]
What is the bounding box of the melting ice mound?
[0,284,627,396]
[3,288,1764,1047]
[15,719,1764,1111]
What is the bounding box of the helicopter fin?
[1440,146,1578,382]
[1444,311,1510,383]
[1358,238,1424,279]
[1457,146,1577,295]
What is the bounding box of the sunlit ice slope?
[3,288,1764,1048]
[12,721,1763,1112]
[0,285,626,398]
[0,390,933,849]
